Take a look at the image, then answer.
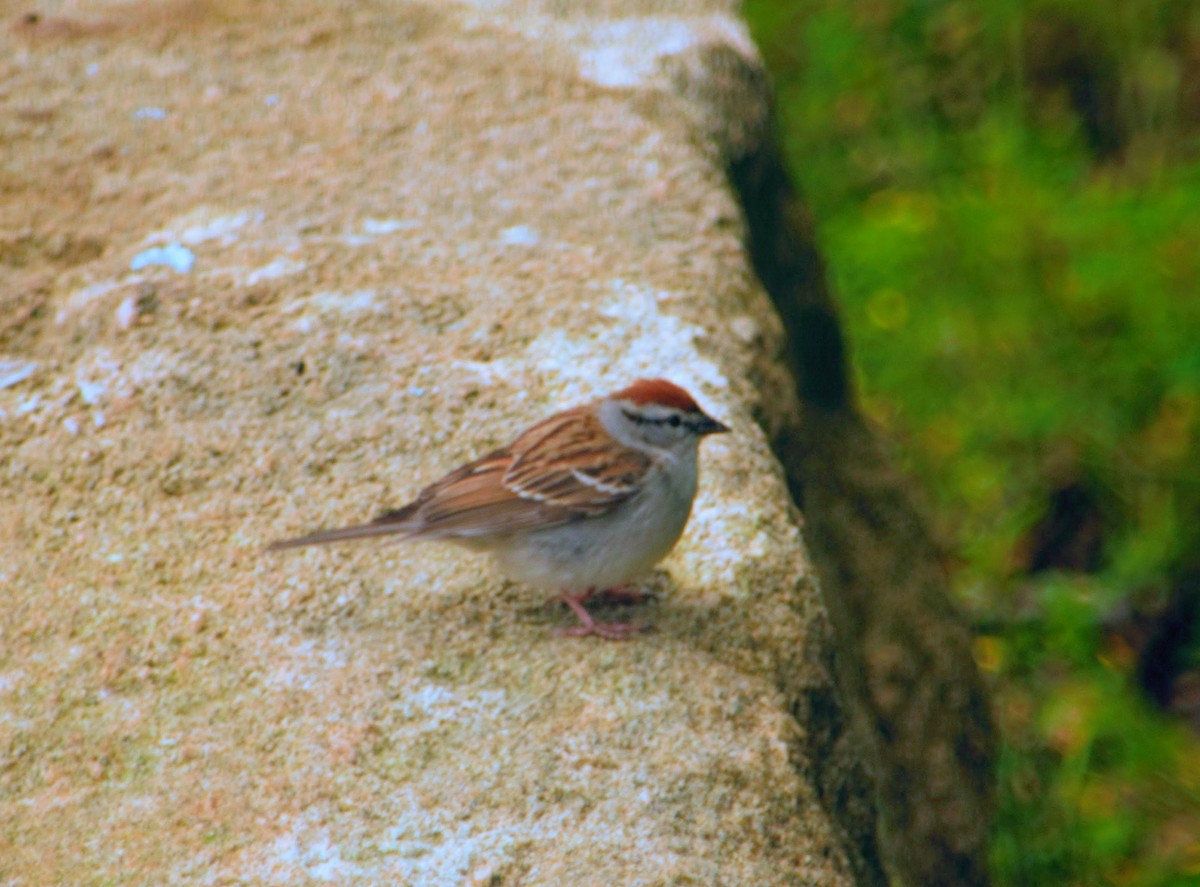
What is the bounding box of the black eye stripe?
[622,408,695,429]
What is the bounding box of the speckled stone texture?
[0,1,874,883]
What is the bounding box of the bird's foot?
[555,590,647,640]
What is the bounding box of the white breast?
[488,451,698,593]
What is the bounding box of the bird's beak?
[698,414,730,436]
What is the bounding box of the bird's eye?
[668,415,681,427]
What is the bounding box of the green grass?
[744,0,1200,883]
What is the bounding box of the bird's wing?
[503,407,650,510]
[394,407,651,538]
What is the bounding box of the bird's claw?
[556,589,649,640]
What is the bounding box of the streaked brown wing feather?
[395,408,650,538]
[504,408,649,511]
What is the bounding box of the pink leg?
[555,589,646,640]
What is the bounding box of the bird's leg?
[555,589,646,640]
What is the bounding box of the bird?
[268,378,729,639]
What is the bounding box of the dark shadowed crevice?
[726,107,998,887]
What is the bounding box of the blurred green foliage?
[744,0,1200,883]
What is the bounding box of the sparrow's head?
[601,378,729,453]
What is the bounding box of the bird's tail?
[266,505,419,551]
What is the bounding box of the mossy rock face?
[0,1,877,884]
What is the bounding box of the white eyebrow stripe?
[570,467,628,495]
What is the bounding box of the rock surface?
[0,1,873,882]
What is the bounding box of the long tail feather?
[266,519,413,551]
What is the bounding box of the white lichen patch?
[513,280,730,409]
[395,681,509,730]
[0,360,37,390]
[575,17,708,88]
[0,669,27,697]
[264,636,348,692]
[260,823,364,883]
[361,218,420,236]
[59,279,126,322]
[129,243,195,274]
[145,209,263,248]
[245,258,306,286]
[283,290,380,317]
[597,280,729,393]
[459,8,756,92]
[498,224,540,246]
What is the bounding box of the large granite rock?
[0,1,877,882]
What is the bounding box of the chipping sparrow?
[269,379,729,639]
